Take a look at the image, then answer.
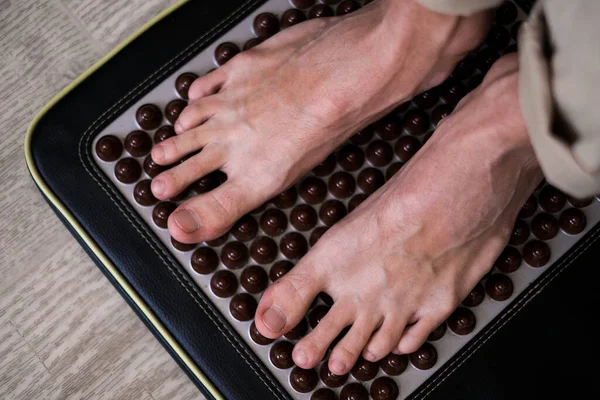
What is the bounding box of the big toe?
[255,259,324,339]
[168,177,260,243]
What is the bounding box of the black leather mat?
[26,0,600,399]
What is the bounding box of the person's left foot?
[149,0,491,244]
[255,54,543,375]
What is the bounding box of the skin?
[149,0,541,376]
[255,54,542,373]
[149,0,492,242]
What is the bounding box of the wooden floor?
[0,1,203,399]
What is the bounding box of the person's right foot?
[255,53,544,375]
[151,0,493,244]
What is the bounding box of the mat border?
[23,1,225,399]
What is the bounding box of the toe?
[255,258,324,340]
[395,316,438,355]
[292,302,353,369]
[167,177,261,243]
[188,69,227,101]
[482,53,518,85]
[328,315,380,375]
[151,126,213,166]
[362,316,407,362]
[151,147,223,201]
[175,96,222,134]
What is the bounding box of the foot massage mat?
[91,1,599,399]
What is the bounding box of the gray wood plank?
[0,0,203,398]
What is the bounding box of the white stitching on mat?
[76,1,287,398]
[412,226,600,400]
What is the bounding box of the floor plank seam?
[53,0,106,55]
[9,320,51,374]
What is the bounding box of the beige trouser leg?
[520,0,600,197]
[418,0,600,197]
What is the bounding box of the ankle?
[378,0,490,95]
[380,0,461,54]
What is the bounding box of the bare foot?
[254,54,544,375]
[150,0,492,243]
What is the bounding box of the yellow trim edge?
[24,1,224,399]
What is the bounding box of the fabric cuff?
[518,3,600,198]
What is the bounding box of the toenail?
[262,307,286,333]
[330,359,346,374]
[294,349,308,366]
[174,121,183,133]
[363,350,376,361]
[153,145,165,160]
[172,209,200,233]
[151,178,165,197]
